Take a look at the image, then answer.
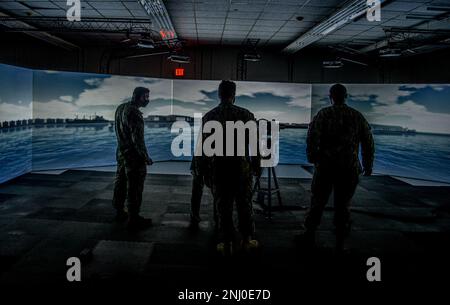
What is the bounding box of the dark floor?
[0,168,449,292]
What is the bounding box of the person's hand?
[363,168,372,176]
[146,157,153,166]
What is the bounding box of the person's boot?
[115,209,128,222]
[295,229,316,248]
[127,214,152,231]
[241,237,259,253]
[216,241,233,257]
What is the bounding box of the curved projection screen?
[0,63,449,184]
[0,64,33,184]
[312,84,450,183]
[32,71,173,170]
[31,72,312,171]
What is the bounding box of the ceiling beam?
[359,13,450,53]
[282,0,388,54]
[0,11,78,51]
[0,16,155,35]
[137,0,177,41]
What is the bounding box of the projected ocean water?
[0,128,32,184]
[1,125,448,183]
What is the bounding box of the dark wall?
[1,34,449,83]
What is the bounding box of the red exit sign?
[174,68,185,77]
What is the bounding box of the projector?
[136,39,155,49]
[168,54,191,64]
[243,52,262,62]
[379,48,402,57]
[323,60,344,68]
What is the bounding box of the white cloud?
[237,81,311,108]
[84,78,103,86]
[173,79,219,105]
[372,100,450,134]
[431,85,446,91]
[0,102,32,121]
[253,110,284,121]
[75,76,171,107]
[146,104,206,117]
[33,100,79,119]
[312,84,450,133]
[172,80,312,108]
[60,95,74,102]
[347,84,450,105]
[286,94,311,108]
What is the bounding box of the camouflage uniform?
[112,101,150,216]
[190,158,204,223]
[305,104,374,235]
[199,102,260,242]
[190,157,218,226]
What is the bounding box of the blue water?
[1,125,450,183]
[0,128,32,184]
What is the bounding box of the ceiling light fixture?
[243,51,262,62]
[137,37,155,48]
[379,48,402,57]
[323,60,344,68]
[168,53,190,64]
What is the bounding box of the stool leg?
[272,167,282,206]
[268,166,272,219]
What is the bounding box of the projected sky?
[173,79,311,124]
[312,84,450,135]
[2,64,449,134]
[32,70,172,120]
[28,71,312,124]
[0,64,32,122]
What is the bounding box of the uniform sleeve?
[129,111,150,162]
[306,112,321,164]
[360,116,375,171]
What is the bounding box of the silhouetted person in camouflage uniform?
[189,156,218,230]
[189,157,204,227]
[112,87,153,231]
[301,84,375,251]
[198,80,261,255]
